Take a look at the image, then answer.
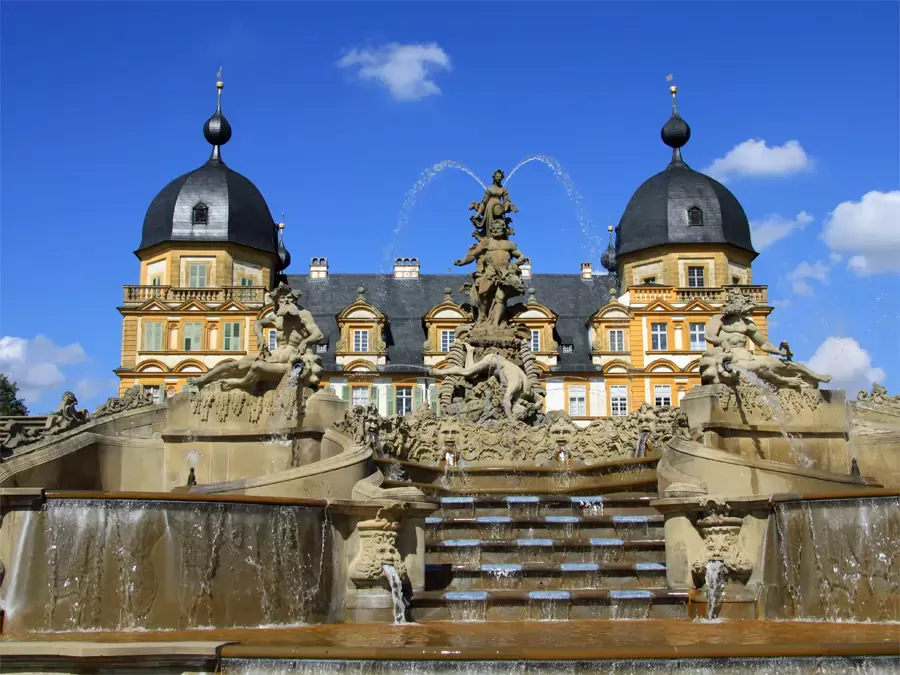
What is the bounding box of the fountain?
[0,171,897,675]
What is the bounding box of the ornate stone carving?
[348,507,407,588]
[336,402,678,466]
[716,384,823,421]
[700,290,830,389]
[190,283,324,393]
[689,497,754,587]
[93,385,154,418]
[1,391,90,455]
[857,383,900,410]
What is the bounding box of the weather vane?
[666,73,674,82]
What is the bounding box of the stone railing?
[122,285,268,306]
[631,285,768,306]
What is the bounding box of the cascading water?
[634,432,650,458]
[445,591,488,621]
[528,590,570,621]
[381,564,408,624]
[703,560,727,621]
[728,364,812,467]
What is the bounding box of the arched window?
[192,203,209,225]
[687,207,703,226]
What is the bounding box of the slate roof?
[138,159,279,255]
[286,273,617,374]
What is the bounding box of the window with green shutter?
[370,385,379,412]
[188,263,208,288]
[429,384,438,414]
[183,322,202,351]
[385,384,395,416]
[223,322,242,351]
[143,322,163,351]
[413,385,424,410]
[340,386,350,408]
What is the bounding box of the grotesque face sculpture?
[721,291,756,318]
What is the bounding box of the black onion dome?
[616,88,756,260]
[137,82,277,255]
[600,244,616,273]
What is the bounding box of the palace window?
[732,276,741,285]
[183,322,203,351]
[568,385,587,417]
[608,329,625,352]
[188,263,208,288]
[351,386,370,408]
[651,323,668,351]
[192,203,209,225]
[688,207,703,226]
[143,322,163,351]
[688,266,705,288]
[268,330,278,351]
[654,385,672,407]
[353,329,369,353]
[142,385,162,405]
[150,276,162,286]
[223,322,242,351]
[239,276,254,287]
[643,276,657,284]
[440,329,456,352]
[689,323,706,351]
[610,385,628,416]
[396,387,413,416]
[530,329,541,353]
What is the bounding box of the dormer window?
[192,203,209,225]
[688,207,703,226]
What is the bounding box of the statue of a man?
[191,283,324,392]
[700,291,831,389]
[455,213,528,327]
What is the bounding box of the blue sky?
[1,1,897,411]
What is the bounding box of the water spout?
[704,560,727,621]
[382,564,408,624]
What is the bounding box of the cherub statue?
[191,283,324,392]
[700,290,831,389]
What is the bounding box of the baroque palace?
[117,78,769,422]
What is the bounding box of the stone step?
[412,588,688,622]
[425,514,664,541]
[426,537,666,565]
[431,494,659,519]
[425,561,667,592]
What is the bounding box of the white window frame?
[353,329,369,353]
[687,266,705,288]
[268,329,278,351]
[183,322,203,351]
[143,322,163,351]
[654,384,672,407]
[440,329,456,353]
[142,384,162,405]
[608,329,625,352]
[610,385,628,417]
[188,263,208,288]
[396,387,413,416]
[689,322,706,351]
[651,323,668,351]
[530,329,541,353]
[568,384,587,417]
[223,322,242,352]
[351,386,370,408]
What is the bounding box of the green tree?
[0,374,29,416]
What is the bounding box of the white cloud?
[822,190,900,275]
[807,337,886,393]
[337,42,451,101]
[704,139,812,182]
[750,211,813,251]
[787,260,830,296]
[0,335,87,404]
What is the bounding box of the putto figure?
[191,283,324,392]
[700,290,831,389]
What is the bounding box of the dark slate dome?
[616,87,756,259]
[138,81,277,255]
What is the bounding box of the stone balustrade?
[122,285,268,306]
[630,285,768,306]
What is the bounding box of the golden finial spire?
[608,217,614,233]
[216,66,224,90]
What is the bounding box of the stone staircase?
[374,457,689,622]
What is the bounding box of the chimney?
[520,260,532,279]
[581,262,593,279]
[310,257,329,279]
[393,257,420,279]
